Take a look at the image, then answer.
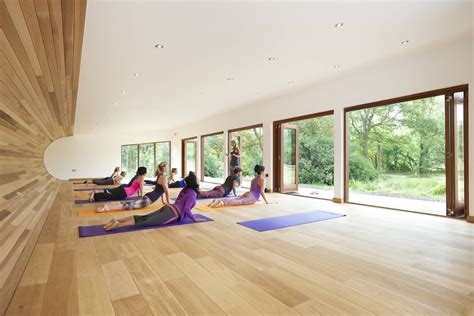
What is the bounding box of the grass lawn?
[349,173,446,201]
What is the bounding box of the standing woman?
[227,139,240,174]
[208,164,270,207]
[96,162,170,212]
[103,172,205,231]
[89,167,147,202]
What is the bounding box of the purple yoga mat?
[171,195,236,201]
[75,196,140,205]
[237,211,345,232]
[78,214,213,237]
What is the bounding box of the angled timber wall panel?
[0,0,86,313]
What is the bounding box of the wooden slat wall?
[0,0,86,314]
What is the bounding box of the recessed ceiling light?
[401,40,410,45]
[227,77,233,81]
[134,73,140,77]
[106,109,111,114]
[200,91,205,95]
[333,65,341,69]
[121,90,126,94]
[154,44,164,48]
[113,101,117,105]
[334,23,344,28]
[288,81,294,84]
[268,57,276,61]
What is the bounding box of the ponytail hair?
[254,164,265,175]
[155,162,167,177]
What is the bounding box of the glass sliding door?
[273,112,334,199]
[228,126,263,187]
[345,86,468,217]
[139,143,155,179]
[182,138,198,177]
[201,133,225,183]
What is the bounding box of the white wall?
[45,33,473,205]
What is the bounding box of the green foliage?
[203,134,225,178]
[121,145,138,176]
[231,128,264,179]
[296,117,334,186]
[348,152,378,181]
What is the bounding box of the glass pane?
[121,145,138,180]
[203,134,225,183]
[138,143,155,179]
[283,128,296,185]
[186,141,196,174]
[347,95,446,216]
[155,142,170,167]
[454,92,464,203]
[294,115,334,199]
[229,127,263,187]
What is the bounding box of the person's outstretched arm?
[259,178,270,204]
[161,175,170,204]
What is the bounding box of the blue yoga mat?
[75,196,140,205]
[78,214,213,237]
[237,211,345,232]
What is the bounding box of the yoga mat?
[73,183,154,190]
[171,194,236,201]
[75,196,140,205]
[195,200,265,211]
[237,211,345,232]
[78,214,213,237]
[77,203,164,217]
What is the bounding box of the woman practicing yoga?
[82,167,121,185]
[208,164,269,208]
[198,167,242,199]
[227,139,240,173]
[103,172,204,231]
[168,168,186,188]
[90,167,146,202]
[96,162,170,212]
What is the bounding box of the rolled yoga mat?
[75,196,140,205]
[237,210,345,232]
[78,214,213,237]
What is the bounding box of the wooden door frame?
[200,131,224,183]
[279,123,299,192]
[273,110,334,193]
[343,84,469,218]
[181,137,198,178]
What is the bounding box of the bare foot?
[96,204,109,213]
[103,218,116,229]
[105,220,121,231]
[89,192,95,202]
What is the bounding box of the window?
[121,145,138,178]
[201,132,225,183]
[121,141,171,180]
[228,125,263,187]
[182,137,198,177]
[345,86,468,217]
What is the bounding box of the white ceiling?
[74,0,472,135]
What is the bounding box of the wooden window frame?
[343,84,469,218]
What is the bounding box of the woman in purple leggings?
[208,165,270,208]
[198,167,242,199]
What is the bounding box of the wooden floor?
[6,181,474,315]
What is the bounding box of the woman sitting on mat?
[90,167,146,202]
[208,164,269,208]
[168,168,186,188]
[198,167,242,199]
[96,162,170,212]
[103,172,204,231]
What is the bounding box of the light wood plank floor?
[6,181,474,315]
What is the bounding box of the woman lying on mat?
[103,172,205,231]
[168,168,186,188]
[208,164,270,208]
[89,167,146,202]
[81,167,121,185]
[198,167,242,199]
[96,162,170,212]
[89,171,126,186]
